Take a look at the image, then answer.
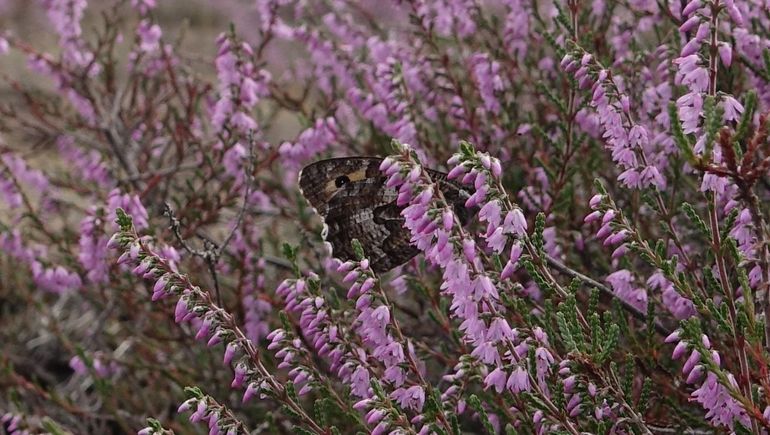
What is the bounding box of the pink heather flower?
[31,262,82,293]
[279,118,337,169]
[674,55,709,94]
[484,367,507,393]
[567,394,582,416]
[535,347,554,387]
[507,366,531,393]
[682,0,702,16]
[611,244,628,259]
[107,189,149,230]
[602,209,616,224]
[683,350,701,375]
[131,0,156,14]
[679,15,701,33]
[718,42,733,67]
[665,330,681,343]
[137,20,162,52]
[606,269,647,312]
[691,373,750,429]
[391,385,425,411]
[465,185,488,208]
[584,210,602,223]
[672,341,689,359]
[721,96,744,122]
[724,0,744,25]
[447,164,468,180]
[470,53,504,114]
[501,259,518,280]
[504,208,527,235]
[604,230,628,246]
[649,272,696,319]
[589,194,603,208]
[479,199,503,229]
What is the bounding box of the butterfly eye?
[334,175,351,187]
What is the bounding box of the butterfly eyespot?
[334,175,351,187]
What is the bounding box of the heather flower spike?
[7,1,770,433]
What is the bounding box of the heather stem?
[706,3,758,431]
[709,192,758,432]
[423,169,582,434]
[744,190,770,348]
[373,279,456,435]
[127,236,327,434]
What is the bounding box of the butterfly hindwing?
[298,157,474,273]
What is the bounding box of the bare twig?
[545,254,672,336]
[162,139,258,307]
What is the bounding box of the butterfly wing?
[298,157,474,273]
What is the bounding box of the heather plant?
[4,0,770,433]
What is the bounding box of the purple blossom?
[606,270,647,312]
[137,20,162,52]
[78,207,110,284]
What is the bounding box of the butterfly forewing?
[298,157,474,273]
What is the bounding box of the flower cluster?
[5,0,770,434]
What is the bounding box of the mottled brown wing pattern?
[298,157,474,273]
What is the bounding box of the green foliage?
[351,238,365,260]
[468,395,496,435]
[701,95,724,158]
[668,102,695,162]
[681,202,711,240]
[734,91,757,145]
[115,208,133,231]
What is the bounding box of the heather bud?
[490,158,502,178]
[682,0,701,16]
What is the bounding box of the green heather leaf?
[282,243,298,263]
[294,427,316,435]
[681,202,711,239]
[505,423,519,435]
[720,208,739,242]
[621,355,635,400]
[536,81,568,114]
[41,417,73,435]
[390,138,405,153]
[285,381,299,403]
[351,238,365,260]
[314,399,328,427]
[557,312,578,352]
[468,395,496,435]
[115,208,133,230]
[599,323,619,364]
[590,312,603,355]
[734,421,753,435]
[639,378,653,411]
[370,379,386,399]
[702,95,723,157]
[430,424,448,435]
[588,288,599,315]
[668,102,695,162]
[734,91,757,144]
[533,212,546,252]
[281,404,301,420]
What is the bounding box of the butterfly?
[298,157,476,273]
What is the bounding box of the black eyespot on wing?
[335,175,351,187]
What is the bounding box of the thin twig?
[162,139,258,307]
[545,254,672,336]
